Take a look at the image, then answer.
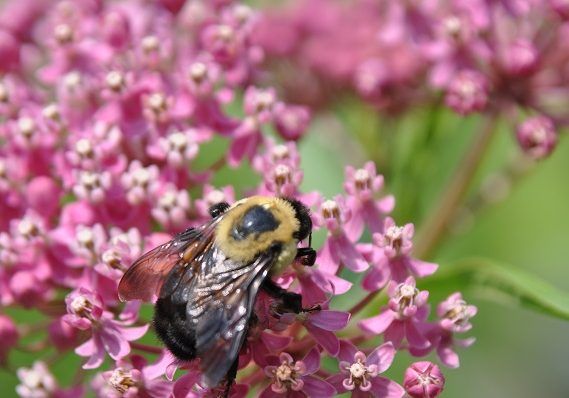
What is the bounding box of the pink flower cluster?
[255,0,568,159]
[0,0,476,397]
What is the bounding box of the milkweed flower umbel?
[0,0,476,396]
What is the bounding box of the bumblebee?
[118,196,316,390]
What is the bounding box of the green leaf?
[420,258,569,321]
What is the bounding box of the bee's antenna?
[308,232,312,248]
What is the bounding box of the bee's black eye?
[231,205,279,241]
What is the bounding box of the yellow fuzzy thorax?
[215,196,300,265]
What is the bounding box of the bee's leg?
[261,278,319,314]
[220,357,239,398]
[295,247,316,266]
[208,202,230,219]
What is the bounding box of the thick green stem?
[414,114,499,259]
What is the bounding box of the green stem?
[414,113,499,259]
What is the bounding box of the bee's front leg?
[261,278,318,314]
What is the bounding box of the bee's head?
[282,197,312,244]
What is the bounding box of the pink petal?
[369,377,405,398]
[121,324,149,341]
[367,342,395,373]
[99,327,130,360]
[362,263,390,292]
[359,310,395,335]
[261,332,293,352]
[75,337,96,357]
[384,322,404,348]
[306,324,339,357]
[308,310,350,331]
[338,340,358,363]
[303,375,336,398]
[408,259,438,278]
[314,271,353,295]
[326,374,347,394]
[405,321,430,350]
[343,209,364,242]
[259,386,283,398]
[438,345,460,368]
[335,234,369,272]
[302,347,321,375]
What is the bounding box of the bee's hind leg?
[219,357,239,398]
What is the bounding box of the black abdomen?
[154,296,197,360]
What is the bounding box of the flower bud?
[404,361,445,398]
[516,116,557,159]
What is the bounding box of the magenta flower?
[316,197,369,274]
[362,218,438,289]
[359,277,430,350]
[326,341,404,398]
[63,288,148,369]
[411,293,477,368]
[516,115,558,159]
[261,349,336,398]
[102,354,173,398]
[344,162,395,239]
[403,362,445,398]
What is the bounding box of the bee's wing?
[178,246,277,387]
[118,225,216,302]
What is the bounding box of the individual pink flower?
[102,354,173,398]
[261,349,336,398]
[362,218,438,289]
[359,277,430,350]
[273,103,311,141]
[403,362,445,398]
[411,293,477,368]
[516,115,557,159]
[344,162,395,239]
[63,288,149,369]
[326,341,404,398]
[316,197,369,274]
[444,69,489,115]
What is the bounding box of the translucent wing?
[172,245,278,387]
[118,222,218,302]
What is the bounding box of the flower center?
[443,299,471,325]
[274,164,292,187]
[189,62,207,83]
[142,35,159,53]
[109,368,136,394]
[70,295,94,318]
[354,168,371,190]
[75,139,94,158]
[106,71,125,91]
[18,117,35,139]
[272,144,290,161]
[54,23,74,44]
[394,282,419,314]
[385,225,404,252]
[342,353,378,392]
[18,218,40,239]
[42,104,60,121]
[0,82,8,103]
[322,200,340,220]
[168,132,188,150]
